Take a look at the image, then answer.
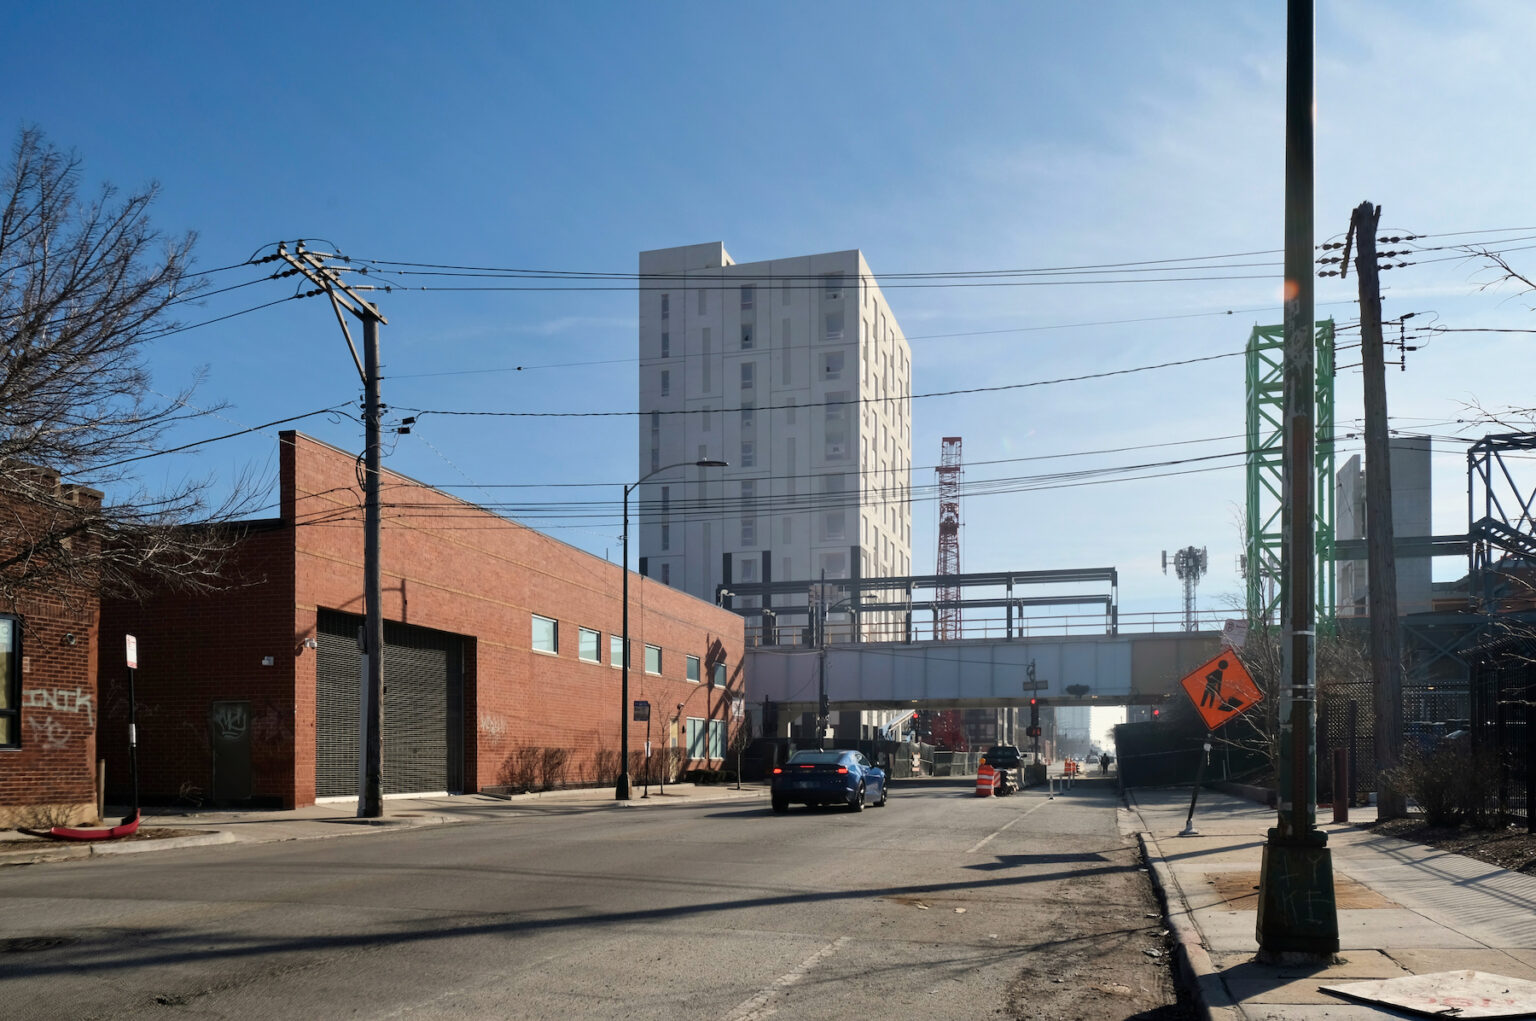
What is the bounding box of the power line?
[402,349,1244,421]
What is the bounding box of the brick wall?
[0,479,103,828]
[96,432,746,808]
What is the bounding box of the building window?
[661,293,670,319]
[702,327,712,390]
[660,563,671,585]
[610,634,626,668]
[740,403,755,431]
[822,351,843,380]
[823,272,844,300]
[579,627,600,663]
[781,276,791,304]
[660,523,670,550]
[740,324,753,350]
[740,479,756,508]
[687,717,706,759]
[824,510,846,541]
[740,558,757,581]
[532,614,558,654]
[713,663,727,689]
[741,516,756,545]
[781,321,791,383]
[0,617,17,748]
[660,369,670,396]
[645,644,662,675]
[709,718,726,757]
[687,655,701,683]
[782,516,792,543]
[824,310,844,341]
[698,288,707,314]
[740,284,754,311]
[741,440,755,468]
[702,405,711,432]
[824,392,849,460]
[661,331,670,358]
[740,361,754,392]
[819,552,848,579]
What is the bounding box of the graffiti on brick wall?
[26,714,71,750]
[252,701,292,745]
[479,712,509,747]
[22,686,95,726]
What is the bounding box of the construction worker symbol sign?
[1178,652,1263,731]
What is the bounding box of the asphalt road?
[1,777,1189,1020]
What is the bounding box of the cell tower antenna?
[1166,545,1209,631]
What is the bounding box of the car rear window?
[787,751,844,765]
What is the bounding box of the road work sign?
[1178,652,1262,731]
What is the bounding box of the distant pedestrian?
[1099,752,1110,775]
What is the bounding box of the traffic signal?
[1152,707,1161,719]
[1029,697,1040,730]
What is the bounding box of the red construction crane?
[932,437,967,750]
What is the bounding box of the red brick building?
[0,475,103,828]
[97,432,745,809]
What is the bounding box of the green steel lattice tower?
[1245,321,1336,629]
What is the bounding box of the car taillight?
[836,767,849,774]
[771,767,782,775]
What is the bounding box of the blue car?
[770,749,887,813]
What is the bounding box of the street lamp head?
[695,459,729,468]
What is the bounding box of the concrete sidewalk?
[1132,786,1536,1019]
[0,782,768,866]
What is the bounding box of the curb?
[0,830,235,866]
[1138,830,1240,1021]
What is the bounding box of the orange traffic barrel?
[976,762,996,797]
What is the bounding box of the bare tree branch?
[0,127,253,608]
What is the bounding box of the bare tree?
[0,127,246,607]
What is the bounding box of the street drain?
[2,935,79,953]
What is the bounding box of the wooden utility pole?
[1350,201,1407,820]
[273,242,387,819]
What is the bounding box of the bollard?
[1332,747,1349,823]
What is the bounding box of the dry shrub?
[1387,741,1501,828]
[497,744,541,792]
[538,747,569,790]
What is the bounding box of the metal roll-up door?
[315,610,464,798]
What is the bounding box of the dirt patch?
[1208,870,1396,909]
[1368,817,1536,874]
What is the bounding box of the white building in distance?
[636,242,913,644]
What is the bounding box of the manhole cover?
[2,935,79,953]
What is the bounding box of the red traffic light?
[1029,697,1037,706]
[1152,708,1161,718]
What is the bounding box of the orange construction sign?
[1178,652,1263,731]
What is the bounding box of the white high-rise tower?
[636,243,912,631]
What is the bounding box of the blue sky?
[5,1,1534,623]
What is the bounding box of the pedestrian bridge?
[744,630,1223,712]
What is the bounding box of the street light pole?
[618,459,726,800]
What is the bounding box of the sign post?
[1176,652,1264,836]
[634,701,651,798]
[124,635,140,823]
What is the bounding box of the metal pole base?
[1178,825,1200,837]
[616,773,631,800]
[1256,830,1340,958]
